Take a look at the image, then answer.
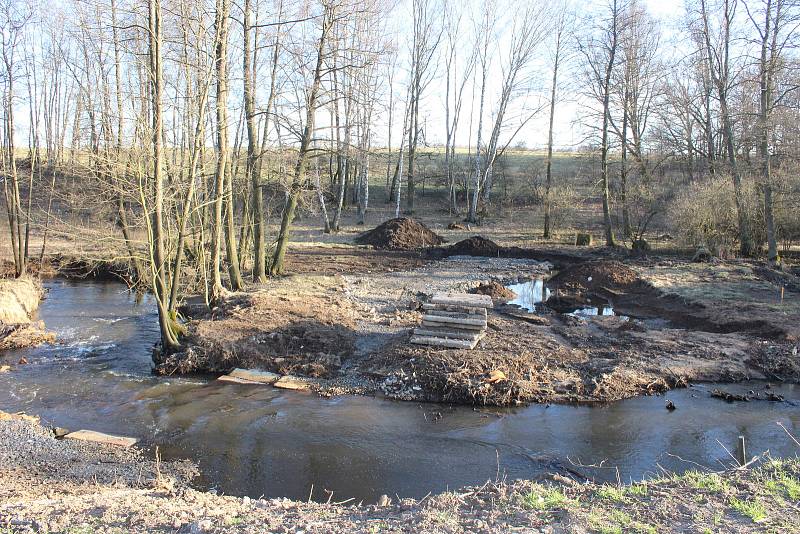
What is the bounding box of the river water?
[1,280,798,503]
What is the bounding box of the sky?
[370,0,688,152]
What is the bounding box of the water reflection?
[506,280,550,312]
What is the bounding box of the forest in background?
[1,0,800,350]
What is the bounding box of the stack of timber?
[411,292,492,349]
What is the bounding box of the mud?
[355,217,445,250]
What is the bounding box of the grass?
[729,497,768,522]
[682,470,730,493]
[595,485,629,502]
[765,472,800,500]
[523,484,575,511]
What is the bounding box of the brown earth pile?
[547,260,641,293]
[355,218,445,250]
[154,276,359,378]
[448,235,502,256]
[470,281,516,300]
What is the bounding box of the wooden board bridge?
[410,292,492,350]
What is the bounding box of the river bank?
[0,277,53,350]
[1,410,798,533]
[153,243,800,406]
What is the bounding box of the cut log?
[228,368,281,384]
[410,333,485,349]
[431,292,493,309]
[425,308,487,320]
[421,319,485,331]
[422,303,487,315]
[273,376,312,391]
[64,430,138,448]
[422,314,487,327]
[413,327,482,340]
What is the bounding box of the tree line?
[2,0,799,351]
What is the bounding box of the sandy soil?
[0,277,53,350]
[2,412,798,533]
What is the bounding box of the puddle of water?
[1,280,799,503]
[505,280,628,319]
[506,279,550,312]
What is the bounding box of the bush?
[671,174,764,255]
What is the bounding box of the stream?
[1,279,798,503]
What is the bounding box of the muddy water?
[1,280,799,503]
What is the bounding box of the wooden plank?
[431,293,493,309]
[273,376,312,391]
[421,319,485,331]
[228,368,281,384]
[218,375,261,384]
[413,327,482,340]
[422,314,487,327]
[64,430,138,448]
[422,303,486,315]
[410,333,484,350]
[425,308,487,320]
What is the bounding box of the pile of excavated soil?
[154,276,359,378]
[355,218,445,250]
[448,235,502,256]
[547,260,641,293]
[470,281,516,300]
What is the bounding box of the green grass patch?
[627,482,649,497]
[523,485,575,511]
[765,472,800,500]
[730,497,768,522]
[596,485,628,502]
[682,471,729,493]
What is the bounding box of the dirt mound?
[547,260,641,293]
[470,281,516,300]
[355,218,445,250]
[448,236,502,256]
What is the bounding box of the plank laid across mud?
[413,327,482,341]
[217,375,262,385]
[421,303,487,315]
[425,308,488,320]
[63,430,138,448]
[430,293,493,309]
[228,368,281,384]
[422,314,488,327]
[410,334,484,349]
[421,319,486,331]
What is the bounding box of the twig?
[715,438,740,467]
[778,421,800,448]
